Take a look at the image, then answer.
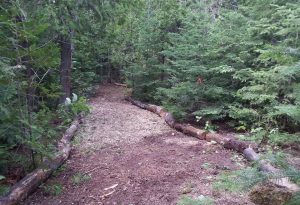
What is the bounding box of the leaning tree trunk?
[59,36,72,103]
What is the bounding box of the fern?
[193,106,225,121]
[213,167,266,192]
[285,193,300,205]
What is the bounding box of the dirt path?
[23,85,253,205]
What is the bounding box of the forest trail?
[22,85,253,205]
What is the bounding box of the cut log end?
[224,139,252,153]
[250,182,294,205]
[243,147,259,161]
[164,112,175,127]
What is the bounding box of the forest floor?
[22,85,254,205]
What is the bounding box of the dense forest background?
[0,0,299,194]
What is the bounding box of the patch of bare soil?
[22,85,254,205]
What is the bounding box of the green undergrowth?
[177,195,214,205]
[40,183,63,196]
[0,184,9,197]
[237,128,300,146]
[285,193,300,205]
[72,172,91,186]
[213,152,300,199]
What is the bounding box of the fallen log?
[206,133,229,145]
[126,97,300,192]
[126,97,255,151]
[125,97,176,128]
[146,104,158,113]
[249,182,294,205]
[244,148,300,192]
[244,147,299,204]
[125,96,147,109]
[224,138,255,153]
[181,124,206,140]
[173,123,185,132]
[164,112,175,127]
[0,118,82,205]
[155,106,166,117]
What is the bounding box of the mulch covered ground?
[22,85,253,205]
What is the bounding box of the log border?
[0,116,83,205]
[126,96,300,192]
[1,95,298,205]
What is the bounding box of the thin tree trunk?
[59,36,72,103]
[17,14,37,168]
[25,65,35,112]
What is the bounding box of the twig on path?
[104,184,118,191]
[100,190,115,199]
[88,195,99,201]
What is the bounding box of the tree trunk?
[59,36,72,103]
[26,67,35,112]
[17,15,37,168]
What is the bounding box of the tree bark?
[59,36,72,103]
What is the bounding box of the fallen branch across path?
[0,117,83,205]
[126,96,300,193]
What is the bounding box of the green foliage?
[71,97,90,115]
[238,128,300,146]
[285,192,300,205]
[0,0,122,180]
[41,183,63,196]
[120,0,300,144]
[0,184,9,197]
[72,172,91,186]
[213,167,265,192]
[177,195,214,205]
[214,152,300,192]
[0,174,7,196]
[57,96,90,126]
[52,165,67,177]
[204,121,217,133]
[1,0,300,194]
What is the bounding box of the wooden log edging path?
[0,94,298,205]
[126,96,300,193]
[0,116,83,205]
